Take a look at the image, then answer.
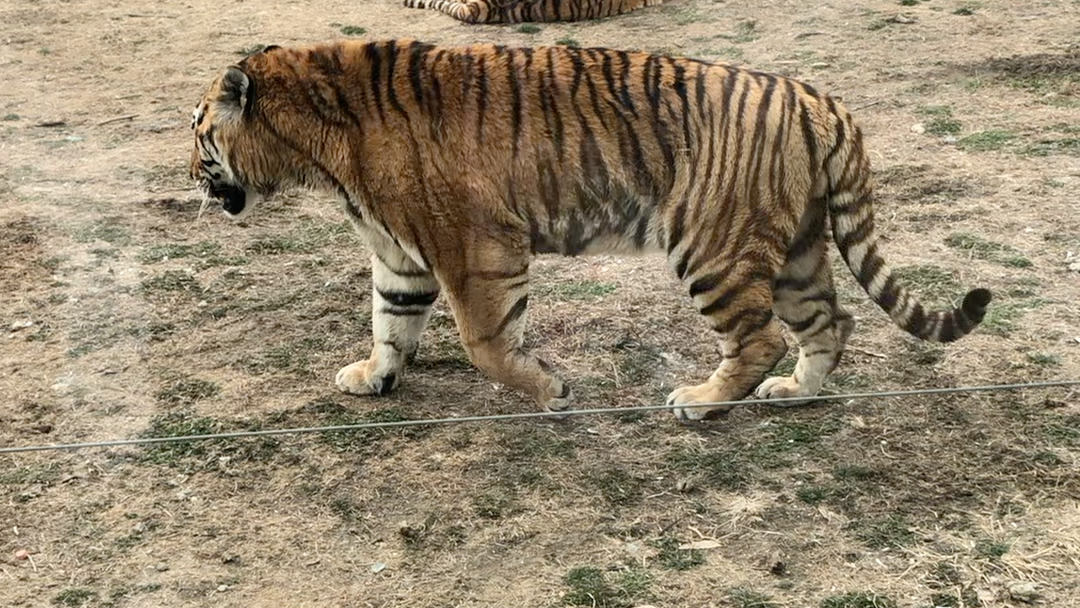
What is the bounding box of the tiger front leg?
[440,257,573,414]
[336,249,439,397]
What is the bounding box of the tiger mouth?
[207,183,247,215]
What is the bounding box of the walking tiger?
[190,40,990,421]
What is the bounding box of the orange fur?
[191,40,990,421]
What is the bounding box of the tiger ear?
[218,66,254,118]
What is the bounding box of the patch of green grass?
[953,6,975,15]
[561,566,653,608]
[1030,450,1065,466]
[1023,137,1080,157]
[330,495,364,523]
[310,400,428,453]
[140,270,203,295]
[340,25,366,36]
[956,129,1016,152]
[729,587,781,608]
[943,233,1031,268]
[797,485,831,504]
[500,427,577,461]
[1026,352,1061,367]
[899,0,919,5]
[246,236,316,255]
[73,220,131,246]
[538,280,617,301]
[156,377,220,407]
[592,467,647,506]
[2,113,19,121]
[127,322,177,343]
[473,491,517,519]
[613,338,663,385]
[0,463,61,486]
[925,116,962,136]
[516,24,541,34]
[821,592,897,608]
[833,464,880,482]
[667,446,750,491]
[140,411,223,465]
[894,266,963,298]
[138,242,221,264]
[696,46,745,61]
[53,588,98,606]
[979,296,1043,337]
[556,37,580,47]
[242,336,327,375]
[1042,415,1080,446]
[915,106,963,136]
[974,538,1010,560]
[398,512,467,551]
[851,515,917,549]
[651,537,706,571]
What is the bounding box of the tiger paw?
[667,383,733,422]
[539,380,574,418]
[753,376,814,406]
[335,359,400,396]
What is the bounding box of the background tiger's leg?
[439,257,573,413]
[335,245,440,397]
[756,234,854,403]
[668,276,788,422]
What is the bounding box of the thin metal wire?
[1,379,1077,455]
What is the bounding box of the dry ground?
[2,0,1080,606]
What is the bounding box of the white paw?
[335,360,400,396]
[667,384,730,422]
[753,376,814,406]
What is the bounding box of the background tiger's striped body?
[403,0,661,24]
[190,40,990,421]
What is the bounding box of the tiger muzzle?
[208,182,247,215]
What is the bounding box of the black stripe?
[380,307,430,317]
[835,214,874,253]
[385,41,406,117]
[365,43,386,122]
[689,271,722,298]
[508,49,524,158]
[667,198,687,254]
[408,41,427,105]
[377,289,439,308]
[476,55,489,140]
[487,295,529,341]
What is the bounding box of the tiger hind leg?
[667,273,788,422]
[755,225,854,403]
[336,245,439,397]
[439,255,573,413]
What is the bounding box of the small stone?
[14,549,30,560]
[10,320,33,332]
[911,123,926,134]
[154,563,169,572]
[217,584,229,592]
[370,562,387,573]
[1009,581,1041,603]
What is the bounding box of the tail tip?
[962,288,992,322]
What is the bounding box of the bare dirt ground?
[2,1,1079,606]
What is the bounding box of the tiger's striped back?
[403,0,661,24]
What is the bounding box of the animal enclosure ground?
[2,0,1079,606]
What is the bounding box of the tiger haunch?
[190,40,990,422]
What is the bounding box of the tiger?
[189,40,991,422]
[402,0,661,24]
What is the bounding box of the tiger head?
[189,46,298,218]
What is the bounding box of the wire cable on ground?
[1,379,1078,455]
